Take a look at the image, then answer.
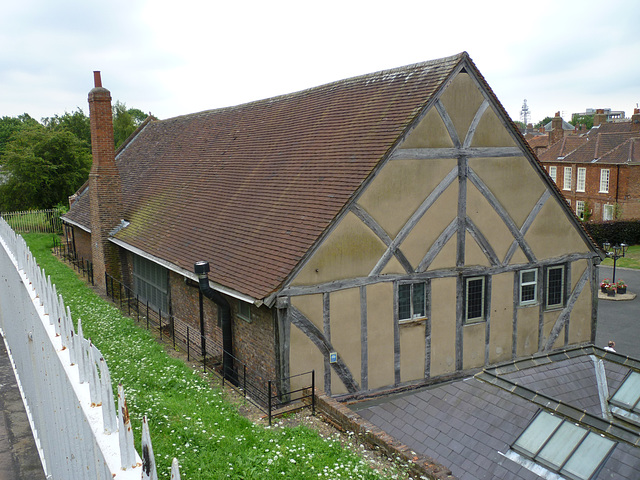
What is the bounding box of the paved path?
[596,265,640,358]
[0,340,45,480]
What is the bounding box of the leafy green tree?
[113,101,149,148]
[534,116,553,130]
[0,125,91,210]
[42,108,91,147]
[570,114,594,130]
[0,114,40,156]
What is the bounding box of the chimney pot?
[93,71,102,88]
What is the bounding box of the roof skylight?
[512,411,616,480]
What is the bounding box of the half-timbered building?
[63,52,601,399]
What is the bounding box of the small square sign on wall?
[329,352,337,363]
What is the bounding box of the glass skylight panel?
[562,432,615,480]
[512,411,617,480]
[537,421,586,470]
[513,411,562,456]
[610,371,640,412]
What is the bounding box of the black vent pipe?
[194,261,234,382]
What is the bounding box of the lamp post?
[603,241,628,295]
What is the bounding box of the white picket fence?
[0,217,182,480]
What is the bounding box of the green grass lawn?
[22,233,400,480]
[600,245,640,270]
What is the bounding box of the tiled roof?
[526,135,549,148]
[65,53,469,300]
[590,122,634,135]
[537,135,588,162]
[355,347,640,479]
[598,137,640,164]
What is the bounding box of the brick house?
[63,52,601,399]
[538,109,640,221]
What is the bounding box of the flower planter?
[618,286,627,294]
[601,286,608,293]
[607,289,616,297]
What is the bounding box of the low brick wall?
[310,390,456,480]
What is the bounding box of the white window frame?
[599,169,610,193]
[545,265,565,309]
[398,282,428,322]
[576,167,586,192]
[465,276,486,324]
[519,269,538,306]
[237,300,251,322]
[563,167,572,190]
[548,166,557,183]
[576,200,585,220]
[603,204,614,221]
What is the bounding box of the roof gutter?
[61,217,91,233]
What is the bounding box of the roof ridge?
[157,52,468,122]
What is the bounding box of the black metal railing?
[103,272,314,424]
[52,237,94,285]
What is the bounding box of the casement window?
[576,167,586,192]
[519,269,538,306]
[549,166,557,183]
[237,300,251,322]
[464,276,486,323]
[563,167,572,190]
[599,169,610,193]
[545,265,565,309]
[576,200,585,220]
[133,255,168,312]
[512,410,616,480]
[398,282,427,322]
[603,204,614,221]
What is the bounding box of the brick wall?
[71,227,92,262]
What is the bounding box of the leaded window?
[398,282,427,321]
[465,276,485,323]
[545,265,565,309]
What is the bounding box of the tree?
[113,101,149,148]
[0,114,39,156]
[42,108,91,147]
[533,116,553,130]
[513,120,526,133]
[0,125,91,210]
[570,114,594,130]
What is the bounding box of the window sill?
[598,191,609,194]
[519,302,538,308]
[464,318,485,325]
[399,317,427,326]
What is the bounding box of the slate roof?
[64,52,505,301]
[355,346,640,480]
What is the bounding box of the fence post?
[187,328,190,361]
[146,302,149,330]
[243,365,246,398]
[172,316,175,349]
[268,380,272,426]
[159,310,163,343]
[311,370,315,416]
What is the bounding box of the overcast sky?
[2,0,639,125]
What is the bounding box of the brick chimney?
[593,108,607,127]
[631,108,640,133]
[88,71,123,289]
[549,112,564,144]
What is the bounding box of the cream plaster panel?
[464,231,490,267]
[358,158,458,238]
[439,73,485,144]
[526,200,590,260]
[571,260,588,290]
[402,182,459,269]
[329,288,361,394]
[509,247,529,266]
[430,277,457,377]
[488,272,515,363]
[292,212,386,286]
[569,286,592,345]
[428,234,458,271]
[289,324,325,393]
[380,256,406,275]
[516,307,540,357]
[465,182,515,262]
[462,323,485,370]
[366,282,395,390]
[291,294,324,331]
[470,107,517,147]
[469,157,546,230]
[399,107,455,149]
[400,322,426,382]
[542,311,564,350]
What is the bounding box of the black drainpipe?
[194,261,235,382]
